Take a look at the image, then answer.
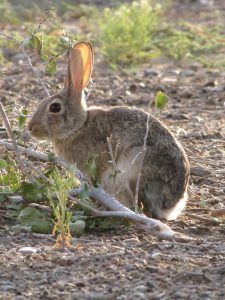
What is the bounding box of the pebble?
[122,237,140,246]
[18,246,40,255]
[8,195,24,204]
[132,292,147,300]
[0,282,16,292]
[124,263,135,272]
[143,69,159,77]
[151,252,163,260]
[180,70,195,77]
[135,285,148,293]
[190,166,211,176]
[204,80,218,87]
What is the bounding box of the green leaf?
[45,60,56,76]
[87,155,99,186]
[70,220,86,237]
[155,91,169,109]
[0,194,7,203]
[24,35,42,53]
[47,151,56,162]
[200,199,206,209]
[18,207,52,234]
[79,183,89,200]
[6,202,23,211]
[18,107,28,128]
[0,159,7,170]
[59,36,72,49]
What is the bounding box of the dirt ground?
[0,1,225,299]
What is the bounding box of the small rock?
[129,83,137,92]
[18,246,40,255]
[151,252,163,260]
[122,237,140,246]
[8,195,24,204]
[132,292,147,300]
[0,282,15,292]
[180,70,195,77]
[144,69,159,77]
[135,285,148,293]
[70,220,86,237]
[210,86,224,93]
[204,80,218,87]
[166,113,189,120]
[57,255,75,266]
[124,264,134,272]
[190,166,211,177]
[184,132,203,139]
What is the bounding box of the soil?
[0,1,225,299]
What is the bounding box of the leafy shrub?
[156,22,225,63]
[99,0,162,65]
[98,1,225,68]
[0,0,19,25]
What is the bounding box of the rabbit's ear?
[64,41,93,102]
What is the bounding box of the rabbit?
[28,41,190,220]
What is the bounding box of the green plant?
[99,0,162,65]
[18,206,52,233]
[0,0,19,25]
[155,22,225,64]
[0,157,23,193]
[86,154,100,187]
[47,167,79,247]
[155,91,169,109]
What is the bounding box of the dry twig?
[0,140,186,241]
[134,114,150,212]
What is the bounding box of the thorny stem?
[134,114,150,213]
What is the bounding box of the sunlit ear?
[64,41,93,102]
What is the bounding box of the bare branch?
[134,114,150,212]
[0,63,31,75]
[0,32,50,98]
[107,135,119,172]
[21,39,50,98]
[0,103,34,182]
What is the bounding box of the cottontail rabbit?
[28,41,190,220]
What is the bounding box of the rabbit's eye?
[49,102,61,113]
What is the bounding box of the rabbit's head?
[28,41,93,140]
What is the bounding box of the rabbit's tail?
[153,191,188,220]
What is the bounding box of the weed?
[98,1,225,68]
[0,0,19,25]
[0,157,23,193]
[47,167,79,248]
[99,0,162,66]
[155,22,225,64]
